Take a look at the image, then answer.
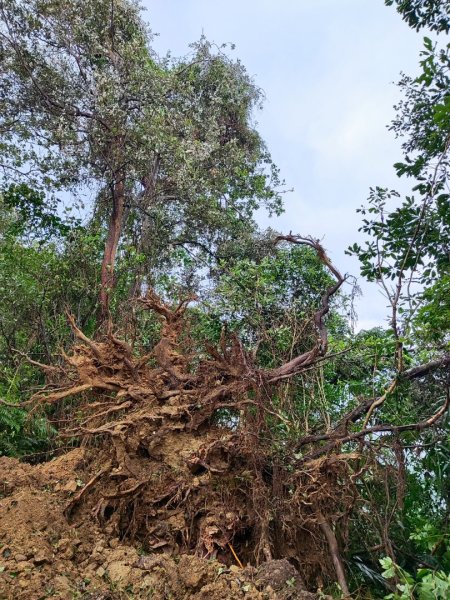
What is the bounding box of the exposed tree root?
[26,289,353,584]
[25,239,448,591]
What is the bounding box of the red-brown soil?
[0,290,352,599]
[0,450,327,599]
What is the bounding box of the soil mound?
[0,448,330,600]
[0,450,325,599]
[0,289,353,598]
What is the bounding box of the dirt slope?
[0,450,328,600]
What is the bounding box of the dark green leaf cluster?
[385,0,450,33]
[391,39,450,181]
[1,183,80,240]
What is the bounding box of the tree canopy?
[0,0,281,319]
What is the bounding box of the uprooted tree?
[3,231,449,594]
[0,0,449,597]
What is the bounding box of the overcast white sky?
[142,0,425,330]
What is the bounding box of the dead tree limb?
[402,355,450,380]
[266,236,345,382]
[297,389,449,463]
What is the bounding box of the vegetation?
[0,1,448,597]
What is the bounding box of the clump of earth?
[0,450,329,599]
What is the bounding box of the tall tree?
[0,0,281,322]
[345,1,450,588]
[349,13,450,367]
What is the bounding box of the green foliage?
[385,1,450,33]
[414,275,450,345]
[211,245,335,365]
[0,195,101,455]
[348,24,450,355]
[0,1,282,287]
[0,355,57,458]
[345,4,450,595]
[0,396,56,458]
[381,557,450,599]
[391,38,450,182]
[0,1,448,597]
[1,183,80,240]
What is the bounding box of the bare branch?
[297,388,449,463]
[402,355,450,380]
[266,235,345,382]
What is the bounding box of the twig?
[228,542,244,568]
[362,379,397,428]
[64,462,111,518]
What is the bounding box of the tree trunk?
[316,509,350,597]
[98,176,125,325]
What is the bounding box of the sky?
[141,0,425,330]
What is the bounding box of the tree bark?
[316,509,350,597]
[99,175,125,325]
[402,355,450,380]
[267,236,345,382]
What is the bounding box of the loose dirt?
[0,449,327,599]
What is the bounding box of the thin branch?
[297,389,449,463]
[402,355,450,380]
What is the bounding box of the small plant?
[380,556,450,599]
